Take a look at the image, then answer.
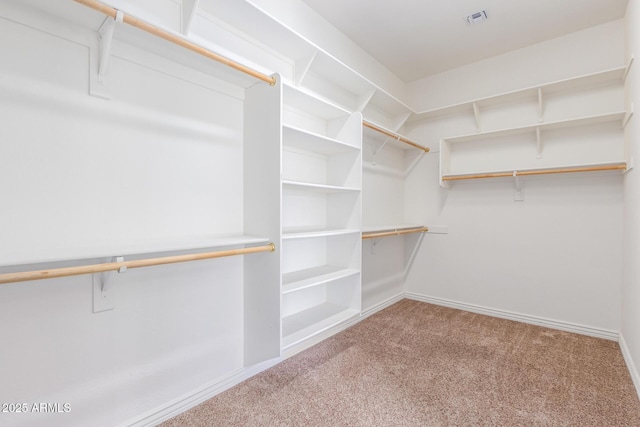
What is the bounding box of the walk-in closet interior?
[1,0,639,425]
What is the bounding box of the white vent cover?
[466,10,488,25]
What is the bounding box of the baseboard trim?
[361,293,405,320]
[619,332,640,400]
[405,292,619,341]
[123,359,282,427]
[126,293,622,426]
[127,298,404,426]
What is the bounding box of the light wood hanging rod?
[442,163,627,182]
[363,121,429,152]
[362,227,429,240]
[0,243,276,285]
[73,0,276,86]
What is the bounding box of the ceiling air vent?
[466,10,488,25]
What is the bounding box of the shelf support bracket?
[624,55,635,83]
[472,102,481,132]
[537,88,544,123]
[294,51,317,87]
[92,255,125,313]
[390,112,412,133]
[89,11,123,99]
[536,127,543,159]
[371,136,394,165]
[98,11,123,83]
[624,103,634,129]
[624,156,635,175]
[356,88,376,113]
[513,171,524,201]
[181,0,200,36]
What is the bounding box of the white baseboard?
[619,332,640,400]
[125,293,623,426]
[123,358,282,427]
[126,297,404,427]
[405,292,619,341]
[361,293,405,319]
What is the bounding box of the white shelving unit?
[193,0,415,132]
[280,84,362,351]
[426,66,632,187]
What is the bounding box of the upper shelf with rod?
[363,120,430,152]
[362,225,429,240]
[177,0,417,130]
[14,0,279,91]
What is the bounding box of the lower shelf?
[282,303,360,350]
[282,265,360,294]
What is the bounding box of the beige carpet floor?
[161,299,640,426]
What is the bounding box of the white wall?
[402,21,626,336]
[407,20,625,113]
[0,6,251,427]
[361,142,407,311]
[405,154,623,334]
[622,0,640,396]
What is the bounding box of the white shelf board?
[282,180,360,193]
[300,51,374,107]
[1,234,271,268]
[444,111,626,144]
[237,0,410,123]
[284,84,350,121]
[282,303,359,349]
[542,67,626,94]
[282,228,360,240]
[282,266,360,294]
[412,66,626,121]
[21,0,264,90]
[283,125,359,154]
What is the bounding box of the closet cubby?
[280,84,362,351]
[361,120,428,312]
[281,232,360,349]
[362,123,428,231]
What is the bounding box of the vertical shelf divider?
[243,74,283,365]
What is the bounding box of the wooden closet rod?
[442,163,627,181]
[0,243,276,285]
[362,227,429,240]
[73,0,276,86]
[363,121,430,153]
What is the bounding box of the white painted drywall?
[402,22,626,334]
[622,0,640,396]
[0,8,249,427]
[406,20,626,113]
[405,153,623,333]
[361,142,407,310]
